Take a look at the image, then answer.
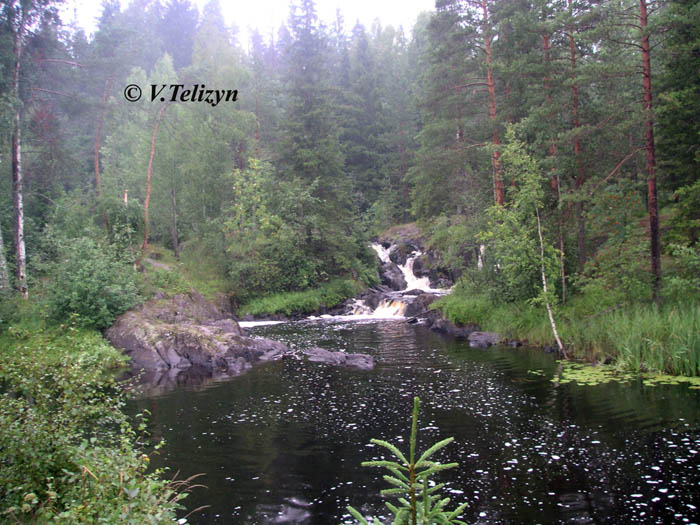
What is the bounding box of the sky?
[61,0,435,46]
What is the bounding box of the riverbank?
[432,283,700,377]
[238,279,364,318]
[0,308,191,522]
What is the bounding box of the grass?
[240,279,363,317]
[433,285,700,377]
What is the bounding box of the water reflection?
[127,320,700,524]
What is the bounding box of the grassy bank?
[0,308,190,522]
[140,243,231,301]
[240,279,363,317]
[434,284,700,377]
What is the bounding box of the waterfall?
[348,299,372,315]
[371,243,391,264]
[398,252,432,292]
[372,298,407,317]
[372,243,449,295]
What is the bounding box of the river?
[128,318,700,524]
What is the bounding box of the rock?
[468,331,502,348]
[388,242,419,266]
[345,353,375,370]
[363,292,384,310]
[425,311,478,338]
[412,252,454,289]
[105,292,289,373]
[403,289,424,296]
[404,293,438,317]
[379,261,407,291]
[214,293,235,315]
[303,347,375,370]
[139,290,229,325]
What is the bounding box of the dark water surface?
[128,320,700,524]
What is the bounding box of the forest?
[0,0,698,522]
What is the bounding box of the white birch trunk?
[536,209,566,358]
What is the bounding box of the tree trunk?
[542,31,558,191]
[0,221,10,293]
[95,77,113,230]
[140,104,168,259]
[568,0,587,274]
[11,12,27,298]
[170,183,180,260]
[640,0,661,304]
[543,29,566,303]
[481,0,503,205]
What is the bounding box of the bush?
[0,323,191,522]
[46,237,141,329]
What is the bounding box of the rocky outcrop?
[403,293,438,318]
[107,292,377,389]
[379,261,407,291]
[388,241,420,266]
[412,252,455,289]
[418,310,503,348]
[105,292,288,373]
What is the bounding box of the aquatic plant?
[346,397,468,525]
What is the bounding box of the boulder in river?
[303,347,375,370]
[105,292,288,373]
[404,293,438,317]
[424,310,478,338]
[379,261,407,291]
[412,251,455,289]
[388,241,420,266]
[468,331,503,348]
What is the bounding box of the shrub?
[46,237,140,329]
[0,324,191,522]
[346,397,468,524]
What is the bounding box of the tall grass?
[433,287,700,377]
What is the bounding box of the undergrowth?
[0,315,196,522]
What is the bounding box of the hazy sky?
[62,0,435,45]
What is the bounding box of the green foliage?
[142,266,191,297]
[46,237,140,329]
[663,242,700,303]
[434,278,700,377]
[422,215,481,277]
[223,159,376,299]
[656,0,700,196]
[477,130,560,303]
[0,321,191,522]
[346,397,467,525]
[240,279,362,317]
[666,178,700,245]
[563,304,700,377]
